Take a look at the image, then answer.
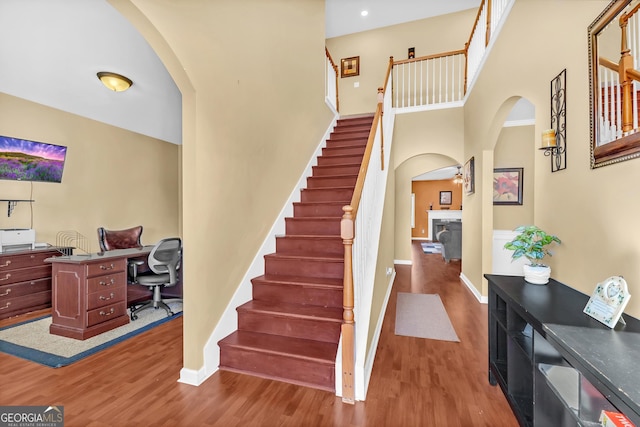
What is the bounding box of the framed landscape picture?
[463,157,475,195]
[493,167,523,205]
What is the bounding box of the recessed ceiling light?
[361,10,368,17]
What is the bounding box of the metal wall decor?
[544,69,567,172]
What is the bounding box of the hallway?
[0,241,518,426]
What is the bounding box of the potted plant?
[504,225,561,285]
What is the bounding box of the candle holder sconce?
[540,69,566,172]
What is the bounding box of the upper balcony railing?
[392,0,512,111]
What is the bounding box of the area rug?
[395,293,459,342]
[0,302,182,367]
[421,242,443,254]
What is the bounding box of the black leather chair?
[97,225,145,283]
[130,237,182,320]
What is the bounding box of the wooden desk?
[46,247,153,340]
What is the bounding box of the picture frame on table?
[463,157,475,195]
[493,167,523,205]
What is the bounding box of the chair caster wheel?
[131,314,138,321]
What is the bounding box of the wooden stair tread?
[264,252,342,261]
[219,331,338,364]
[254,274,343,288]
[238,300,343,321]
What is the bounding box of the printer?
[0,229,36,252]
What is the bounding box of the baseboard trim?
[394,259,412,265]
[460,273,487,304]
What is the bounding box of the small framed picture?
[439,191,452,205]
[341,56,360,78]
[408,47,415,59]
[493,167,523,205]
[463,157,475,195]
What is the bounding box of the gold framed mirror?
[589,0,640,168]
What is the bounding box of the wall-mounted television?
[0,135,67,183]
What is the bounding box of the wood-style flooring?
[0,241,518,426]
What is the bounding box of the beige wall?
[326,9,477,115]
[118,0,334,370]
[463,1,640,308]
[493,125,534,230]
[0,93,179,247]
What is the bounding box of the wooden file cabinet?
[50,257,129,340]
[0,248,63,320]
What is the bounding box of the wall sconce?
[541,69,567,172]
[539,129,565,171]
[97,72,133,92]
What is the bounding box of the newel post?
[341,205,355,404]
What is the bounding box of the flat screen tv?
[0,135,67,183]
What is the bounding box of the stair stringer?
[178,113,339,386]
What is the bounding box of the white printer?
[0,228,36,252]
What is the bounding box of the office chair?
[130,237,182,320]
[97,225,145,283]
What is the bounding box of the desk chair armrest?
[128,259,145,283]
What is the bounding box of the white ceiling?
[0,1,481,146]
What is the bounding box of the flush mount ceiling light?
[360,10,368,16]
[97,71,132,92]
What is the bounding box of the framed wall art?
[439,191,452,205]
[341,56,360,78]
[493,167,523,205]
[463,157,475,195]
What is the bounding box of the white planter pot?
[523,264,551,285]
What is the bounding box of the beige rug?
[395,293,460,342]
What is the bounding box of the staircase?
[218,114,374,392]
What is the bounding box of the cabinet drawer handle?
[0,274,11,281]
[0,288,10,297]
[99,278,116,286]
[99,293,115,301]
[100,263,115,270]
[0,302,10,310]
[0,260,11,268]
[99,308,115,316]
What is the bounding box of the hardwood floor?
[0,241,518,426]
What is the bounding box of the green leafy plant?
[504,225,561,266]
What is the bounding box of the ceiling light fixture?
[361,10,368,17]
[97,71,133,92]
[453,166,463,185]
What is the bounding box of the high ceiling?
[0,1,481,146]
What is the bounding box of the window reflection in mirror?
[589,0,640,167]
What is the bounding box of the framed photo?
[463,157,475,195]
[341,56,360,78]
[493,167,523,205]
[439,191,452,205]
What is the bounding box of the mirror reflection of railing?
[392,0,511,110]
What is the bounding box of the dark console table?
[485,274,640,426]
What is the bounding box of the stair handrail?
[340,57,394,403]
[325,47,339,112]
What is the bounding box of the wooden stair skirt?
[218,114,374,392]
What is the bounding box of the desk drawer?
[86,259,126,278]
[87,287,126,310]
[86,301,127,327]
[87,273,126,293]
[0,251,54,271]
[0,290,51,317]
[0,265,51,286]
[0,277,50,301]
